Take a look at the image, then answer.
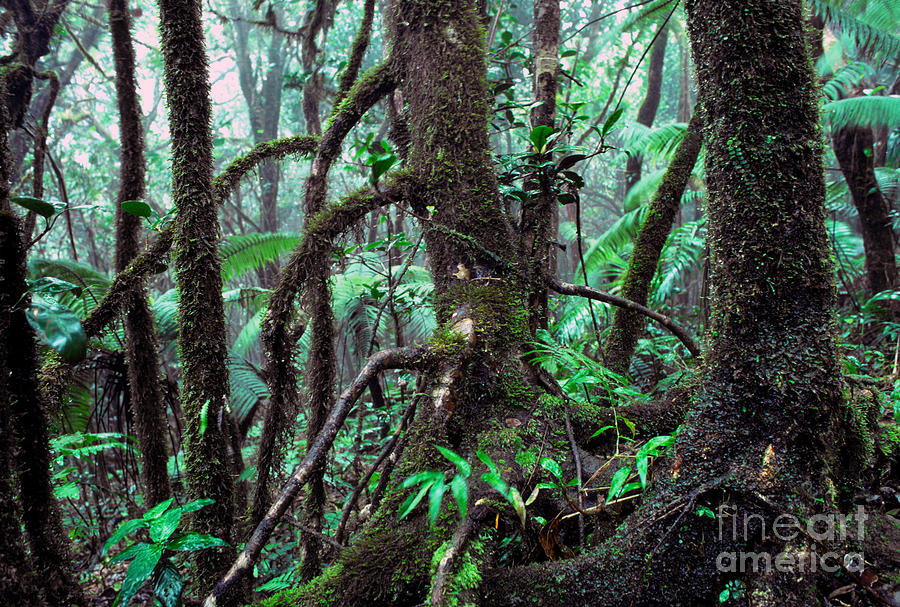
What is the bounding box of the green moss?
[878,423,900,459]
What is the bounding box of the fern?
[823,95,900,132]
[810,0,900,62]
[622,122,689,164]
[821,61,872,101]
[228,356,270,426]
[650,219,706,307]
[219,232,301,283]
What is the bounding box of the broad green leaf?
[11,196,56,217]
[476,450,499,474]
[370,154,397,183]
[166,533,228,551]
[103,519,149,557]
[110,542,149,564]
[636,435,675,488]
[199,400,210,436]
[435,444,471,477]
[113,543,163,607]
[529,125,555,152]
[601,108,625,137]
[590,425,614,438]
[481,472,509,499]
[606,466,632,504]
[153,561,183,607]
[450,474,468,520]
[539,457,562,480]
[400,470,442,489]
[398,481,432,520]
[27,294,87,362]
[143,498,175,520]
[557,154,586,171]
[149,507,183,544]
[121,200,153,218]
[427,479,447,525]
[525,485,541,506]
[509,487,526,527]
[28,277,82,297]
[180,498,215,513]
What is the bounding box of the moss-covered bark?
[109,0,171,507]
[603,110,703,374]
[0,4,86,605]
[481,1,852,604]
[158,0,236,587]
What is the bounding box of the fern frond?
[823,96,900,132]
[810,0,900,61]
[227,356,270,426]
[219,232,300,283]
[822,61,872,101]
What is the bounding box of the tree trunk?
[623,24,668,199]
[484,1,855,602]
[108,0,172,507]
[832,125,897,296]
[158,0,237,587]
[603,110,703,374]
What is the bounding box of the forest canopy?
[1,0,899,605]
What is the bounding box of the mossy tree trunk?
[158,0,237,586]
[0,3,86,604]
[108,0,172,507]
[482,0,852,603]
[241,1,859,606]
[603,110,703,374]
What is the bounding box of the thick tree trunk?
[0,4,86,605]
[108,0,172,507]
[483,1,852,603]
[158,0,237,588]
[603,110,703,374]
[623,24,668,199]
[832,125,897,296]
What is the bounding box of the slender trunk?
[623,24,668,198]
[108,0,171,507]
[833,125,897,296]
[603,110,703,374]
[522,0,559,330]
[158,0,237,590]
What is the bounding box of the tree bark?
[483,2,852,602]
[108,0,172,507]
[158,0,237,590]
[832,125,897,296]
[603,110,703,374]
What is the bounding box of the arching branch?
[549,278,701,357]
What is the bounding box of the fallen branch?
[549,278,701,357]
[204,344,432,607]
[430,516,477,607]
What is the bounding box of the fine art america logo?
[714,505,867,574]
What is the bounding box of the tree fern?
[821,61,872,101]
[227,356,270,426]
[650,219,706,307]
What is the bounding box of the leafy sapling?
[102,498,227,607]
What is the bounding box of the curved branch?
[204,344,433,607]
[80,134,320,339]
[549,278,701,357]
[334,0,375,105]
